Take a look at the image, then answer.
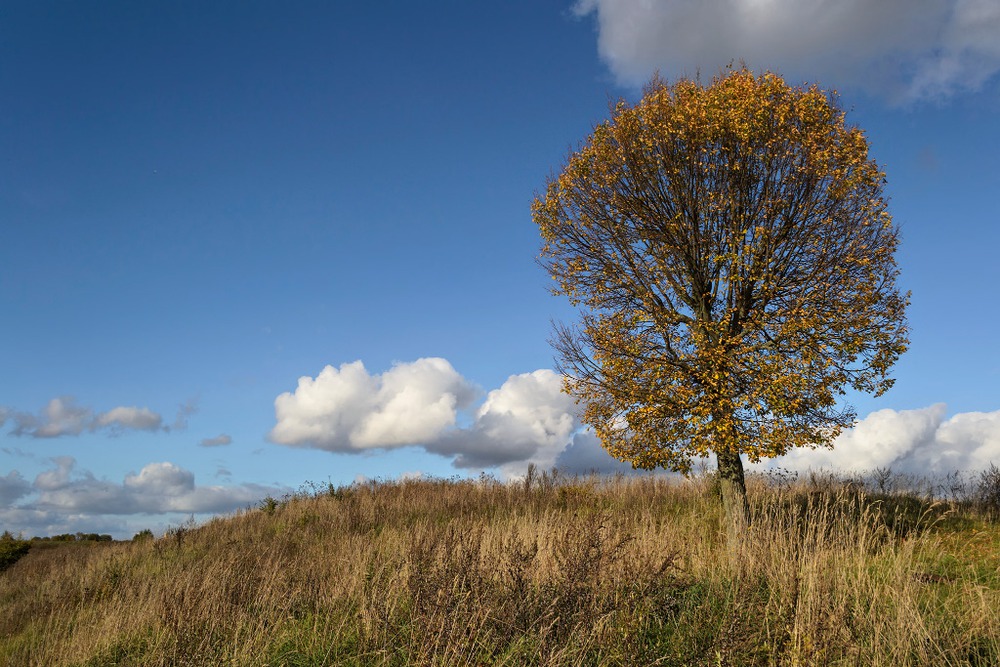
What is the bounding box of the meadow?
[1,467,998,666]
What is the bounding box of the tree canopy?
[533,69,909,516]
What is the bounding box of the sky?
[2,0,998,539]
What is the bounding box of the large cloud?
[2,397,195,438]
[271,361,583,475]
[269,358,478,451]
[757,405,1000,474]
[574,0,1000,102]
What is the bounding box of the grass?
[0,470,998,666]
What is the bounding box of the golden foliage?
[533,68,909,473]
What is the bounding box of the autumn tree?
[533,69,908,530]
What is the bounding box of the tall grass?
[1,471,997,666]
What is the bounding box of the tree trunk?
[716,449,750,542]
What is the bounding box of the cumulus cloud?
[574,0,1000,102]
[199,434,233,447]
[269,358,477,451]
[270,360,611,476]
[1,396,195,439]
[25,457,285,515]
[270,360,582,475]
[756,405,1000,475]
[431,369,578,474]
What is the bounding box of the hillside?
[1,471,998,666]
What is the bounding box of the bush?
[0,533,30,572]
[976,463,1000,517]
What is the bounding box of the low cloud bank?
[2,456,283,517]
[271,358,1000,478]
[574,0,1000,102]
[0,457,287,539]
[759,405,1000,475]
[19,457,284,515]
[1,397,198,438]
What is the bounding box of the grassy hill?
[1,470,998,666]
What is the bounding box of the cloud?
[270,360,581,476]
[756,405,1000,475]
[0,471,32,507]
[574,0,1000,102]
[269,358,477,451]
[168,398,198,432]
[554,430,642,476]
[95,406,163,433]
[269,358,1000,480]
[25,457,285,515]
[270,360,597,476]
[430,369,578,474]
[199,434,233,447]
[9,397,93,437]
[1,396,193,439]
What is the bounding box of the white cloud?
[95,406,163,433]
[432,369,579,475]
[33,456,76,491]
[269,359,1000,480]
[757,405,1000,475]
[270,361,582,476]
[271,361,585,476]
[269,358,477,451]
[124,462,195,496]
[574,0,1000,102]
[199,434,233,447]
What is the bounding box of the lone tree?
[533,69,908,529]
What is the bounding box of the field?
[1,469,998,666]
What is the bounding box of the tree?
[533,69,908,532]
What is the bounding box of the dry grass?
[1,470,998,666]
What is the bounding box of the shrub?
[0,533,30,572]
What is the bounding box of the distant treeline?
[28,532,114,543]
[2,530,114,544]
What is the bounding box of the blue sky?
[2,1,999,538]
